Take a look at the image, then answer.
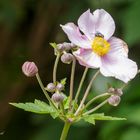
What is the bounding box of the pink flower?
[61,9,138,83]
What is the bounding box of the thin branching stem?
[53,53,60,83]
[74,70,100,116]
[83,99,108,115]
[36,73,58,111]
[85,93,110,109]
[75,67,89,103]
[69,58,76,110]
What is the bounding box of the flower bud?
[57,42,72,52]
[70,43,77,49]
[52,93,64,103]
[56,83,64,91]
[22,61,38,77]
[108,95,121,106]
[108,87,115,93]
[45,83,56,92]
[114,88,123,96]
[61,53,74,64]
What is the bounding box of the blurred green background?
[0,0,140,140]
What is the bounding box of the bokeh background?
[0,0,140,140]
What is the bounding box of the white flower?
[61,9,138,83]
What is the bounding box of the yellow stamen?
[92,37,110,56]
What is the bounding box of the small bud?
[70,43,77,49]
[108,87,115,93]
[57,42,72,52]
[114,88,123,96]
[56,83,64,91]
[46,83,56,92]
[52,93,64,103]
[61,53,74,64]
[108,95,121,106]
[22,61,38,77]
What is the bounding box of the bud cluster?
[107,87,123,106]
[45,82,65,93]
[57,42,76,52]
[108,87,123,96]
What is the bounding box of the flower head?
[61,9,138,83]
[22,61,38,77]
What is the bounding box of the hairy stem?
[36,73,58,111]
[60,122,71,140]
[75,70,100,116]
[84,99,108,115]
[53,53,60,83]
[69,59,76,110]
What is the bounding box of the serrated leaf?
[50,43,57,49]
[83,113,126,125]
[10,99,58,115]
[60,78,67,86]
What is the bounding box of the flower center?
[92,37,110,56]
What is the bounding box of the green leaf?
[63,96,70,109]
[60,78,67,86]
[50,43,57,49]
[83,115,95,125]
[83,113,126,125]
[10,99,58,117]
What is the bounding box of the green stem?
[84,99,108,115]
[74,67,88,104]
[60,102,65,115]
[74,70,100,116]
[36,73,58,111]
[69,58,76,110]
[53,54,60,83]
[60,122,71,140]
[85,93,110,109]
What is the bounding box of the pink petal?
[78,9,96,40]
[93,9,115,40]
[108,37,129,57]
[73,49,101,68]
[100,54,138,83]
[61,23,91,49]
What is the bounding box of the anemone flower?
[61,9,138,83]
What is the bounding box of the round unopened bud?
[114,88,123,96]
[52,93,64,103]
[61,53,74,64]
[70,43,77,49]
[22,61,38,77]
[108,87,115,93]
[57,42,72,52]
[56,83,64,91]
[46,83,56,92]
[108,95,121,106]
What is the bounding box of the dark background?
[0,0,140,140]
